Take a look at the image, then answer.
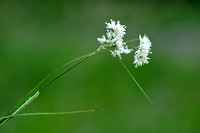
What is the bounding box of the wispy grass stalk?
[0,19,153,127]
[0,38,149,127]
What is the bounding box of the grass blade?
[0,50,99,126]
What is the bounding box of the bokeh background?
[0,0,200,132]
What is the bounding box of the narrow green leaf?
[0,109,103,121]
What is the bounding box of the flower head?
[134,35,152,67]
[106,20,126,38]
[97,19,132,59]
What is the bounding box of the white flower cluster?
[97,19,132,59]
[134,35,152,67]
[97,20,152,67]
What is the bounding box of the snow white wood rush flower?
[0,19,152,126]
[134,35,152,67]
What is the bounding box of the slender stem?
[126,45,137,49]
[0,109,102,120]
[125,38,138,44]
[119,59,153,104]
[30,50,99,93]
[39,53,94,92]
[125,35,151,44]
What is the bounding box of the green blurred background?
[0,0,200,132]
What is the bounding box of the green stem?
[0,109,102,121]
[0,48,102,126]
[119,59,153,104]
[126,45,137,49]
[39,54,92,92]
[125,38,138,44]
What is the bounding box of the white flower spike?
[134,35,152,67]
[97,20,152,68]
